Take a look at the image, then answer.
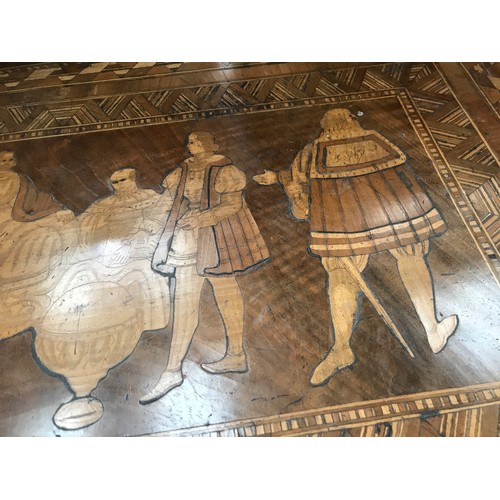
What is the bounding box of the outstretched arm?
[253,145,311,220]
[253,170,279,186]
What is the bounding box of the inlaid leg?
[140,266,205,404]
[202,276,248,374]
[390,242,458,353]
[310,255,368,386]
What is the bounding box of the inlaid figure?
[140,131,270,404]
[0,150,74,340]
[72,167,171,332]
[254,108,458,386]
[35,167,172,429]
[76,167,164,265]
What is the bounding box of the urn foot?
[53,396,104,430]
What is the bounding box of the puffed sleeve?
[214,165,247,194]
[196,165,246,228]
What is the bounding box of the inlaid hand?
[253,170,278,185]
[177,210,200,230]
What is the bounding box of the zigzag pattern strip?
[0,88,402,142]
[0,63,497,278]
[399,90,500,282]
[408,64,500,258]
[0,66,410,137]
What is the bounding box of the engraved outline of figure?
[254,108,458,386]
[0,149,75,340]
[140,131,270,404]
[76,167,168,267]
[0,149,73,224]
[63,166,172,333]
[34,166,174,430]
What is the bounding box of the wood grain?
[0,62,498,436]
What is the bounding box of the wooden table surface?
[0,62,498,437]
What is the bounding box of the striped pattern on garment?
[310,207,446,257]
[206,200,270,276]
[309,165,443,234]
[200,165,270,276]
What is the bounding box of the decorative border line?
[0,88,403,143]
[434,63,500,166]
[399,90,500,284]
[1,64,497,437]
[459,63,500,120]
[144,382,500,436]
[0,62,269,92]
[0,63,392,95]
[1,83,497,286]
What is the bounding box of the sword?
[339,257,415,358]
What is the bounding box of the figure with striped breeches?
[254,108,458,386]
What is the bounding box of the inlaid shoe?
[309,348,356,386]
[201,352,248,374]
[428,314,458,354]
[139,369,183,404]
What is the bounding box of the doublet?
[279,130,447,258]
[153,155,270,277]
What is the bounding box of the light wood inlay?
[0,62,498,437]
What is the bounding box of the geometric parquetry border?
[0,64,431,142]
[144,381,500,437]
[399,90,500,284]
[0,88,403,142]
[1,62,499,437]
[0,65,498,284]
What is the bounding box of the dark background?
[1,98,499,436]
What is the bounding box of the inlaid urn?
[35,280,144,430]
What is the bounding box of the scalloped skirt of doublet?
[309,164,447,257]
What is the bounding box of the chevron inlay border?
[0,68,410,142]
[0,63,497,281]
[399,90,500,283]
[1,62,499,438]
